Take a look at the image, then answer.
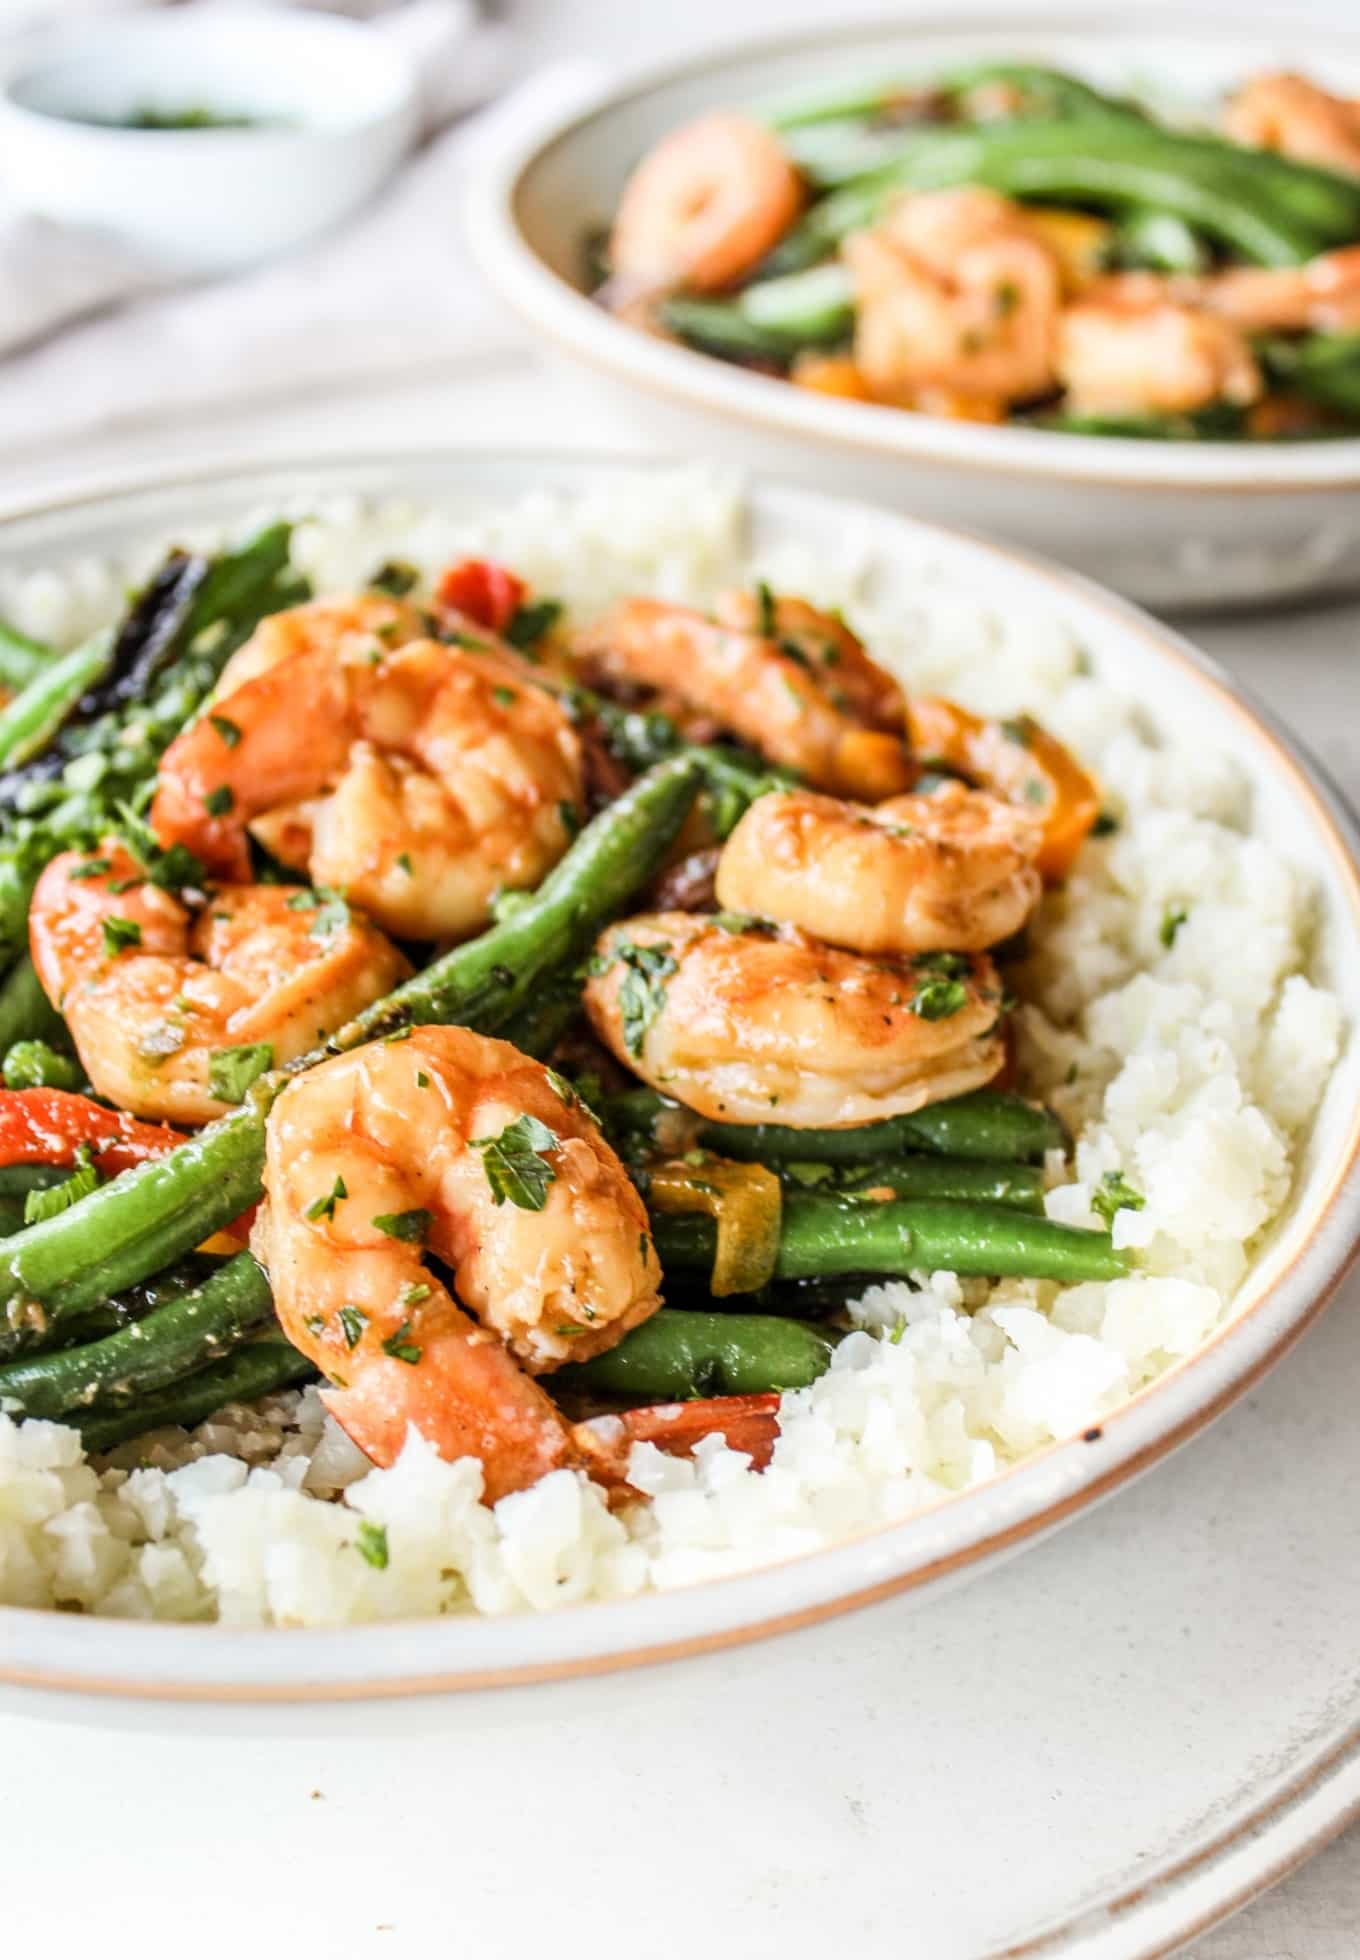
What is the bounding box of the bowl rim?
[0,443,1357,1702]
[0,5,417,148]
[465,6,1360,494]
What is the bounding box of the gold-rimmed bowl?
[466,13,1360,613]
[0,447,1357,1703]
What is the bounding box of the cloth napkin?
[0,9,599,455]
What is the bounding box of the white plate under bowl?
[466,11,1360,612]
[0,449,1357,1709]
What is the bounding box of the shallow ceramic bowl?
[0,449,1357,1703]
[466,13,1360,612]
[0,7,419,274]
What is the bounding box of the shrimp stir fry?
[574,589,913,798]
[29,846,408,1122]
[585,913,1006,1127]
[844,189,1063,412]
[609,110,804,294]
[716,783,1043,955]
[256,1027,660,1498]
[151,598,585,942]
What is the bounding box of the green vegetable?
[605,1085,1067,1165]
[208,1042,274,1104]
[0,632,112,770]
[802,1155,1046,1211]
[768,119,1359,269]
[23,1145,100,1223]
[557,1307,835,1400]
[355,1520,389,1569]
[0,618,53,692]
[1259,331,1360,416]
[596,938,677,1058]
[2,1039,82,1091]
[77,1337,315,1454]
[661,265,854,363]
[1115,207,1211,273]
[0,1251,272,1420]
[651,1191,1126,1286]
[371,1209,432,1244]
[469,1113,561,1211]
[0,955,67,1054]
[1091,1171,1145,1228]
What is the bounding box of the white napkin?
[0,10,600,454]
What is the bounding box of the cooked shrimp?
[715,783,1042,955]
[1198,245,1360,335]
[573,591,912,800]
[609,111,804,295]
[584,912,1005,1127]
[255,1026,659,1498]
[151,619,585,942]
[29,847,408,1123]
[906,698,1101,884]
[208,593,428,698]
[843,188,1062,407]
[1055,284,1261,416]
[1223,71,1360,177]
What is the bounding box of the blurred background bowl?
[0,5,420,274]
[467,11,1360,614]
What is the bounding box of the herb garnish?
[305,1175,349,1223]
[470,1113,561,1212]
[505,597,563,651]
[203,786,234,817]
[371,1209,433,1244]
[1092,1171,1145,1227]
[355,1520,389,1568]
[208,714,241,749]
[209,1042,274,1103]
[607,939,678,1059]
[1160,905,1188,949]
[24,1144,99,1224]
[338,1305,367,1350]
[381,1321,423,1364]
[101,916,142,956]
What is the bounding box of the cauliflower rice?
[0,470,1343,1625]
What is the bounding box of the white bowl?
[0,7,419,275]
[466,13,1360,613]
[0,448,1357,1702]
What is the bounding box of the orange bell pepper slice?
[907,696,1101,883]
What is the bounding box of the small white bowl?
[466,12,1360,612]
[0,7,419,275]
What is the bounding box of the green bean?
[496,972,584,1059]
[0,955,66,1054]
[0,618,52,692]
[1115,207,1211,273]
[0,758,703,1339]
[1033,405,1248,441]
[0,631,111,770]
[1259,332,1360,417]
[557,1308,835,1400]
[0,1164,67,1199]
[0,1251,272,1419]
[651,1192,1125,1286]
[605,1085,1067,1164]
[78,1338,315,1455]
[663,265,855,361]
[771,121,1343,266]
[2,1040,81,1091]
[761,61,1140,133]
[793,1155,1046,1211]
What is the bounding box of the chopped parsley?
[558,800,581,840]
[1092,809,1120,837]
[1092,1171,1145,1227]
[114,804,205,893]
[492,685,517,709]
[505,597,563,651]
[101,916,142,956]
[755,580,777,638]
[913,950,971,979]
[415,1070,430,1089]
[371,1208,432,1244]
[381,1320,423,1365]
[338,1305,367,1350]
[399,1281,431,1308]
[1000,715,1036,748]
[203,785,234,818]
[910,976,969,1021]
[355,1520,389,1568]
[308,889,351,940]
[208,1042,274,1103]
[208,714,241,749]
[305,1174,349,1223]
[608,939,678,1059]
[1160,905,1188,949]
[470,1113,561,1212]
[369,559,419,598]
[396,852,414,876]
[23,1144,100,1224]
[68,858,112,881]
